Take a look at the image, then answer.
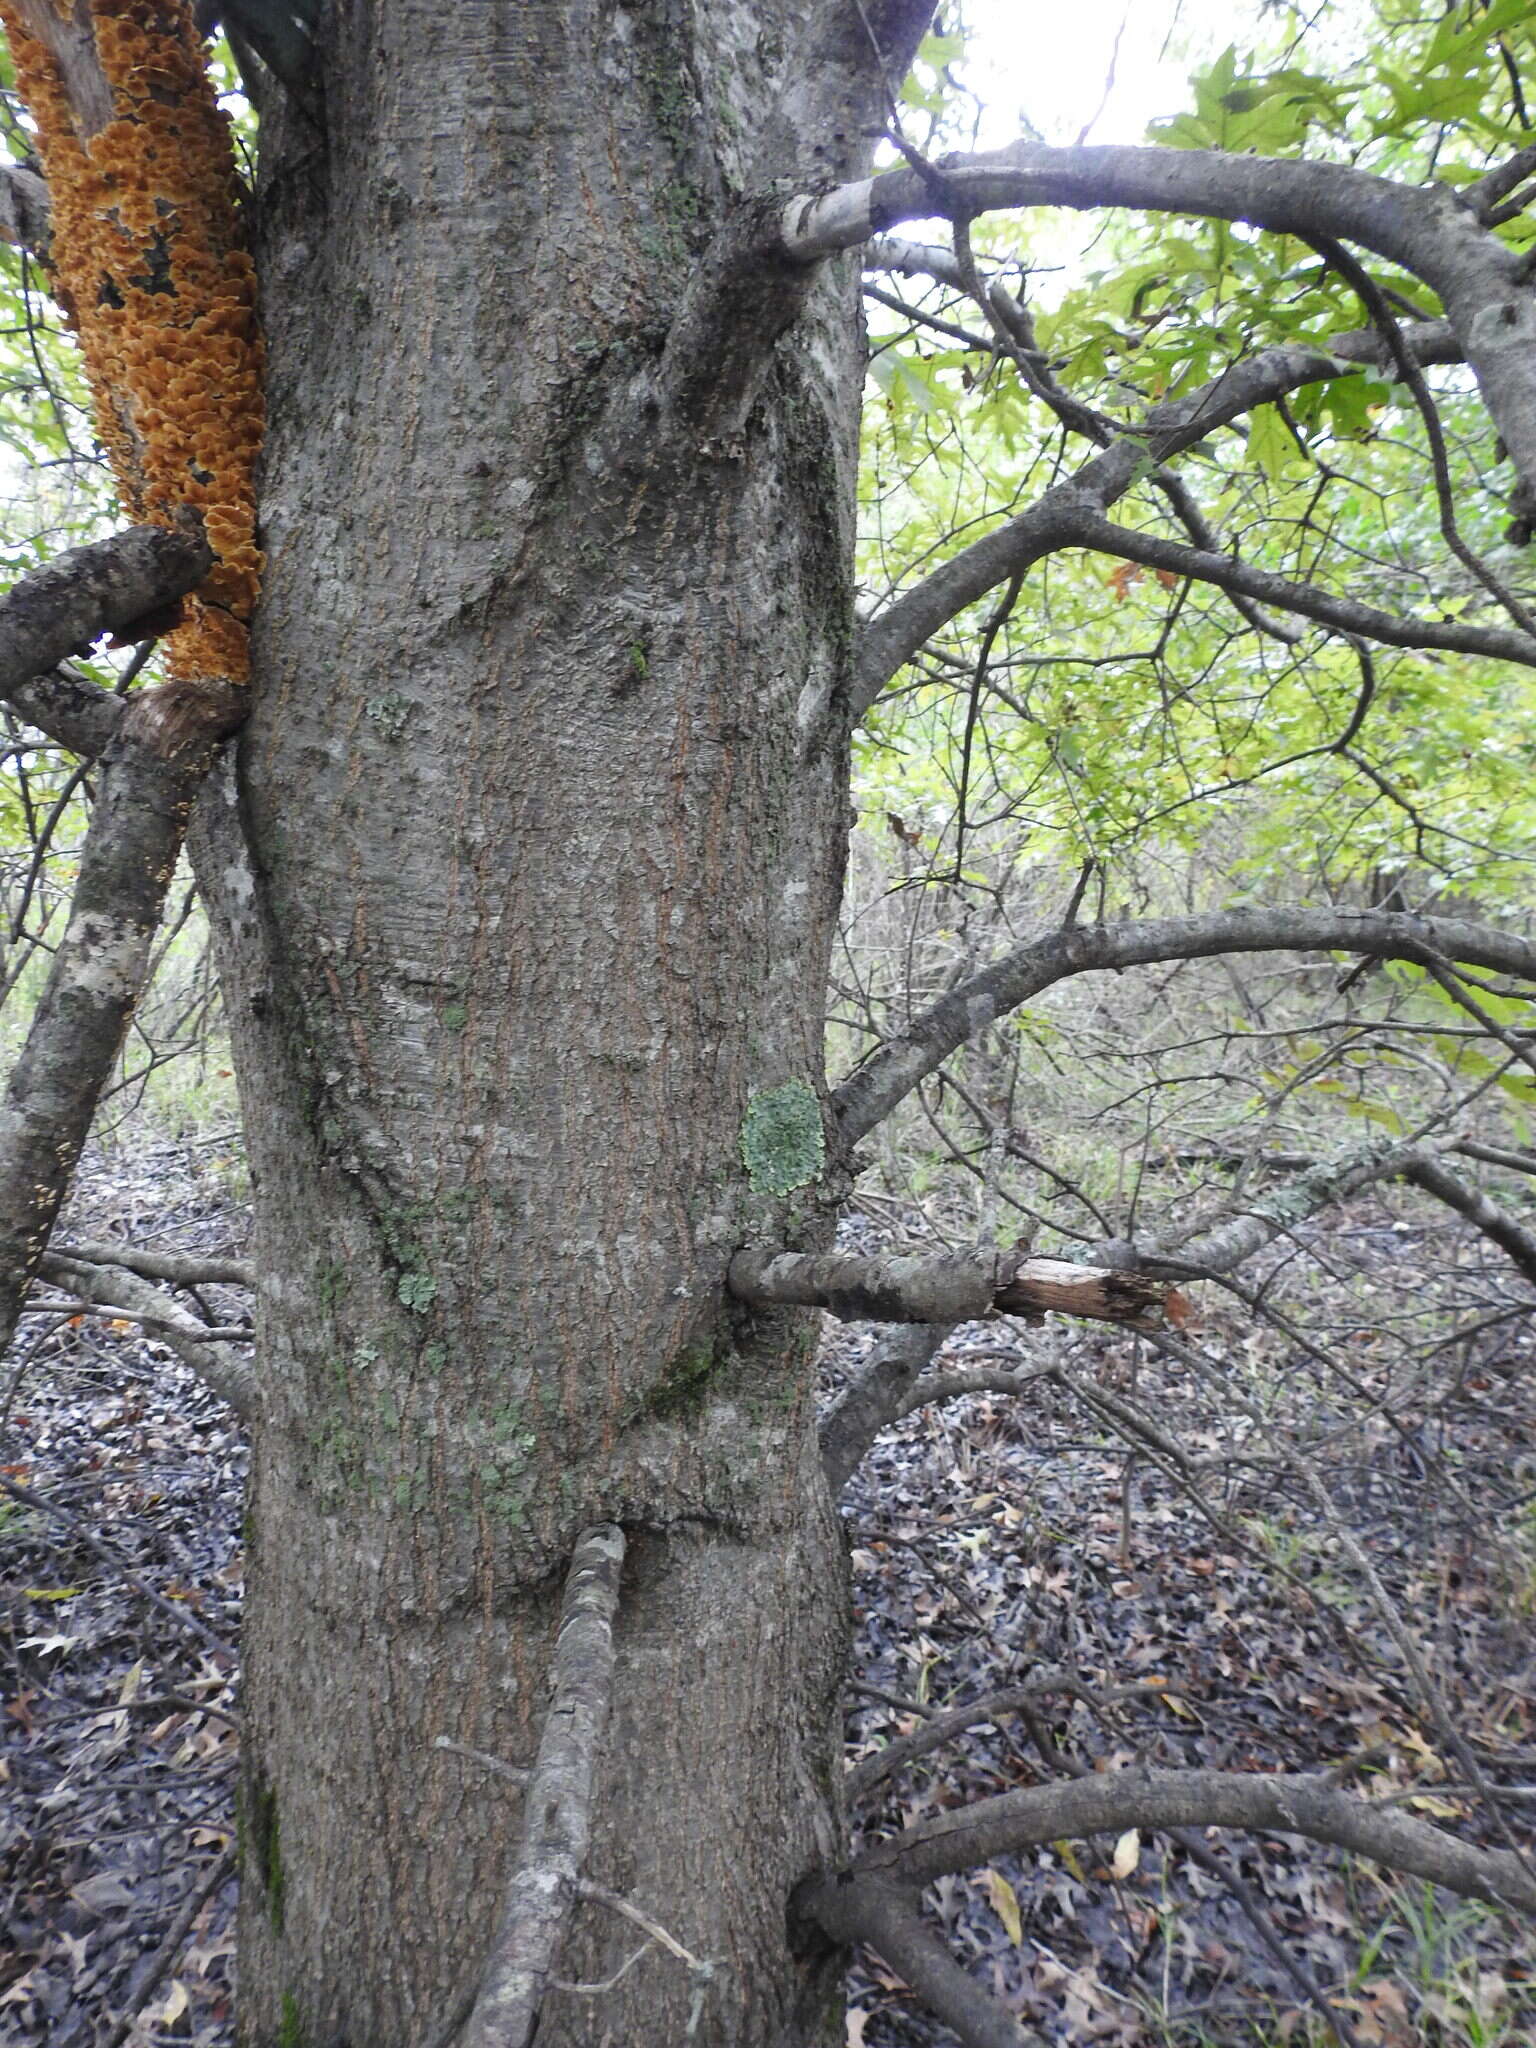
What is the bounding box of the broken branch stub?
[727,1247,1178,1328]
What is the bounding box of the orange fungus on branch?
[1,0,263,681]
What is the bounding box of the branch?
[854,319,1460,708]
[1401,1155,1536,1289]
[1145,1137,1439,1277]
[0,159,49,249]
[213,0,320,101]
[846,1673,1161,1805]
[730,1246,1172,1326]
[49,1237,254,1289]
[847,1764,1536,1913]
[821,1322,949,1495]
[37,1250,256,1418]
[1100,1139,1536,1291]
[0,522,211,704]
[0,1469,229,1654]
[795,1874,1038,2048]
[8,666,125,758]
[895,1363,1052,1425]
[104,1847,236,2048]
[779,139,1536,497]
[785,142,1440,271]
[0,686,245,1363]
[457,1524,626,2048]
[1055,504,1536,669]
[832,907,1536,1148]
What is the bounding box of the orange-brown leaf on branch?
[1107,562,1144,600]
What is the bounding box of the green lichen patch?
[397,1272,438,1314]
[740,1080,824,1197]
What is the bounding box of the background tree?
[0,3,1534,2046]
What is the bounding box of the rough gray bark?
[191,5,930,2043]
[12,12,1536,2046]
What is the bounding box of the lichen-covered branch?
[845,1764,1536,1915]
[1147,1138,1438,1276]
[832,908,1536,1149]
[730,1247,1171,1326]
[457,1524,626,2048]
[1106,1142,1536,1292]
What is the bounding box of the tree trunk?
[195,6,914,2042]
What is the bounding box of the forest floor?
[0,1140,1534,2047]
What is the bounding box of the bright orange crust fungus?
[1,0,263,681]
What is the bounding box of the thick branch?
[786,143,1441,272]
[781,140,1536,498]
[0,522,211,705]
[9,666,126,757]
[847,1764,1536,1915]
[820,1322,949,1495]
[795,1875,1035,2048]
[832,907,1536,1149]
[730,1247,1171,1326]
[1402,1155,1536,1288]
[1121,1140,1536,1293]
[1149,1139,1438,1276]
[50,1236,254,1288]
[458,1524,626,2048]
